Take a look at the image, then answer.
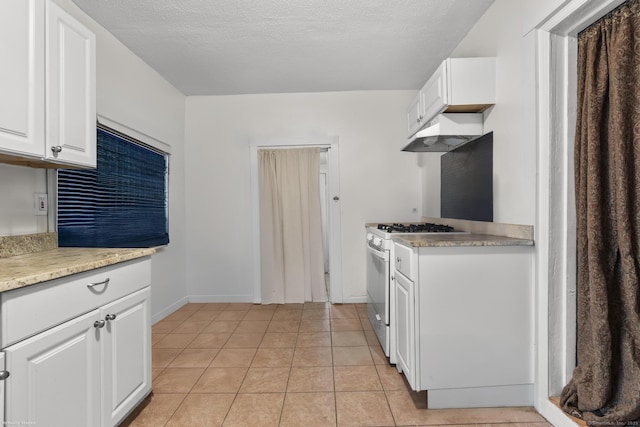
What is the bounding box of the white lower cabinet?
[1,259,152,427]
[101,287,151,427]
[0,353,6,422]
[5,309,103,426]
[393,272,416,390]
[392,242,534,408]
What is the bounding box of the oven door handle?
[367,244,389,261]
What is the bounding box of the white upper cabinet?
[418,61,449,132]
[0,0,96,168]
[0,0,45,158]
[446,57,496,108]
[406,92,424,138]
[407,57,496,138]
[46,1,96,167]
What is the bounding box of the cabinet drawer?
[394,243,416,280]
[0,258,150,347]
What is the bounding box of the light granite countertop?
[0,247,156,293]
[392,233,534,248]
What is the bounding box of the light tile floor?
[120,302,552,427]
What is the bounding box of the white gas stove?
[365,222,465,362]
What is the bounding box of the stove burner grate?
[376,222,455,233]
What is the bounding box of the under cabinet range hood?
[402,113,484,152]
[402,57,495,152]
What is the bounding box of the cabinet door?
[0,0,45,158]
[101,287,151,427]
[0,353,5,423]
[4,309,102,427]
[46,0,96,167]
[394,271,416,390]
[406,91,423,137]
[420,61,449,126]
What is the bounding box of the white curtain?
[258,147,325,304]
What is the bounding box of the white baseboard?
[153,295,367,317]
[536,398,579,427]
[152,296,189,324]
[341,295,367,304]
[188,294,255,303]
[428,384,534,409]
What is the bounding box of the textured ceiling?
[71,0,494,96]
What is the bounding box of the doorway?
[250,137,343,304]
[534,0,626,425]
[319,152,330,299]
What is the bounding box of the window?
[57,127,169,248]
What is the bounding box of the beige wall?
[421,0,537,226]
[0,165,48,236]
[184,91,421,302]
[0,0,189,321]
[1,0,563,310]
[522,0,569,34]
[56,0,189,322]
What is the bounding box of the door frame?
[249,137,343,304]
[533,0,626,425]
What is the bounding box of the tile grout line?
[145,302,549,427]
[162,306,222,427]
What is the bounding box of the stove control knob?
[373,237,382,247]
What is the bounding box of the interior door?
[251,138,342,304]
[319,170,329,274]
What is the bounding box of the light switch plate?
[34,193,48,216]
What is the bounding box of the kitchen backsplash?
[0,233,58,258]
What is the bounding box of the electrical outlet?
[34,193,48,216]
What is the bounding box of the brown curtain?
[560,0,640,424]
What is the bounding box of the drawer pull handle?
[94,320,106,329]
[87,278,110,289]
[0,371,10,380]
[105,314,117,321]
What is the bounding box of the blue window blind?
[58,127,169,248]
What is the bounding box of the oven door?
[366,243,390,353]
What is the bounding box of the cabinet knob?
[105,314,117,321]
[0,371,9,380]
[416,117,421,123]
[50,145,63,154]
[397,257,401,263]
[94,320,106,329]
